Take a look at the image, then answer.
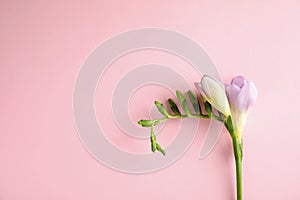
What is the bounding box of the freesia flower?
[194,75,231,117]
[138,75,257,200]
[139,74,257,200]
[225,76,258,139]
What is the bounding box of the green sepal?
[176,91,191,116]
[168,98,181,116]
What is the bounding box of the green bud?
[204,101,212,117]
[151,134,157,152]
[156,143,166,156]
[188,90,198,103]
[188,90,201,114]
[155,101,170,117]
[176,91,191,116]
[168,98,181,116]
[138,119,153,127]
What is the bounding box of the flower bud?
[195,75,231,117]
[225,76,258,138]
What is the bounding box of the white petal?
[231,110,247,138]
[201,75,231,116]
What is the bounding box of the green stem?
[232,136,243,200]
[139,112,225,156]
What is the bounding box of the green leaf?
[176,91,191,116]
[188,90,201,114]
[154,101,170,117]
[138,119,153,127]
[168,98,181,116]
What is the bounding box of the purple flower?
[225,76,258,138]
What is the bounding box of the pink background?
[1,0,300,199]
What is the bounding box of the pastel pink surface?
[1,0,300,199]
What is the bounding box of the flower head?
[225,76,258,138]
[195,75,231,117]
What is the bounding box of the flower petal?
[201,75,231,116]
[231,76,247,88]
[225,83,241,109]
[237,81,258,112]
[245,82,258,109]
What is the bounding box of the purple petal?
[237,82,258,112]
[231,76,247,88]
[245,82,258,109]
[225,84,241,108]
